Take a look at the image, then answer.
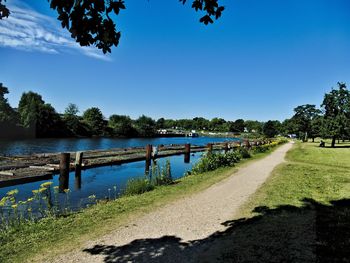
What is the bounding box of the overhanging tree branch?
[0,0,224,53]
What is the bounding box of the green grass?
[0,146,281,263]
[204,141,350,262]
[244,141,350,211]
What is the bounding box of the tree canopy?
[0,0,224,53]
[82,107,105,136]
[292,104,321,142]
[321,82,350,147]
[0,83,17,123]
[18,91,65,137]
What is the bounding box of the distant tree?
[244,120,263,133]
[18,91,44,128]
[18,91,65,137]
[192,117,210,130]
[263,120,281,138]
[0,83,17,123]
[134,115,156,137]
[64,103,79,116]
[321,82,350,147]
[292,104,321,142]
[156,118,166,129]
[0,0,224,53]
[233,119,245,133]
[310,115,324,142]
[63,103,84,136]
[82,107,105,136]
[109,114,135,136]
[210,117,226,131]
[163,119,177,129]
[281,118,299,136]
[176,119,194,130]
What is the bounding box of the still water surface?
[0,137,239,209]
[0,136,238,156]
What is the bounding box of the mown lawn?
[0,147,280,263]
[200,141,350,262]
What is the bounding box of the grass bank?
[0,144,284,263]
[200,141,350,262]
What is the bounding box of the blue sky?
[1,0,350,121]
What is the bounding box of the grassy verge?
[200,141,350,262]
[241,140,350,213]
[0,145,283,263]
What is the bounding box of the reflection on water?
[0,136,238,210]
[0,152,204,209]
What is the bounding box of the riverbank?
[0,142,286,263]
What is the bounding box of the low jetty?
[0,140,267,188]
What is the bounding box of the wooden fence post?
[145,144,152,173]
[75,151,83,169]
[73,151,83,190]
[59,153,70,192]
[184,143,191,163]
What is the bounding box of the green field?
[200,141,350,262]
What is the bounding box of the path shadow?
[83,198,350,262]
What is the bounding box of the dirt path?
[53,142,293,263]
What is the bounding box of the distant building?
[157,129,169,135]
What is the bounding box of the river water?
[0,136,240,212]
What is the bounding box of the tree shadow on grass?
[323,145,350,148]
[83,198,350,262]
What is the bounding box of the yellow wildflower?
[11,204,18,209]
[40,182,53,188]
[0,197,8,206]
[27,198,34,202]
[64,189,70,193]
[39,188,47,193]
[6,189,18,196]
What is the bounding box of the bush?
[190,150,242,175]
[151,159,173,186]
[123,178,154,196]
[239,147,251,158]
[252,138,288,154]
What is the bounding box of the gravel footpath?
[52,142,293,263]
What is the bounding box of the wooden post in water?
[184,143,191,163]
[75,151,83,169]
[75,169,82,190]
[145,144,152,173]
[224,142,229,153]
[59,153,70,192]
[74,151,83,190]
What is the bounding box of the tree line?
[1,82,348,143]
[0,83,283,139]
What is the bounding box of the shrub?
[150,159,173,186]
[190,150,242,175]
[123,178,154,196]
[239,147,251,158]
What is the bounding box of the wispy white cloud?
[0,2,111,61]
